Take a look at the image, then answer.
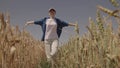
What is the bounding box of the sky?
[0,0,118,43]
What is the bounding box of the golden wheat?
[0,8,120,68]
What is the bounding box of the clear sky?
[0,0,118,43]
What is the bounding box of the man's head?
[48,8,56,18]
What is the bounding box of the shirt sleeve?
[60,20,69,27]
[34,18,44,26]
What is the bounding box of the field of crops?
[0,5,120,68]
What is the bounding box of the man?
[25,8,76,61]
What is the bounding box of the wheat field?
[0,6,120,68]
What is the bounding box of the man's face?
[49,10,56,18]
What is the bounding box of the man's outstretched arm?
[25,21,34,26]
[68,23,76,27]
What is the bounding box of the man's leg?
[44,40,52,60]
[50,39,59,57]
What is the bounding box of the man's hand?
[25,21,34,27]
[68,22,79,34]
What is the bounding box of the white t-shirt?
[45,18,58,40]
